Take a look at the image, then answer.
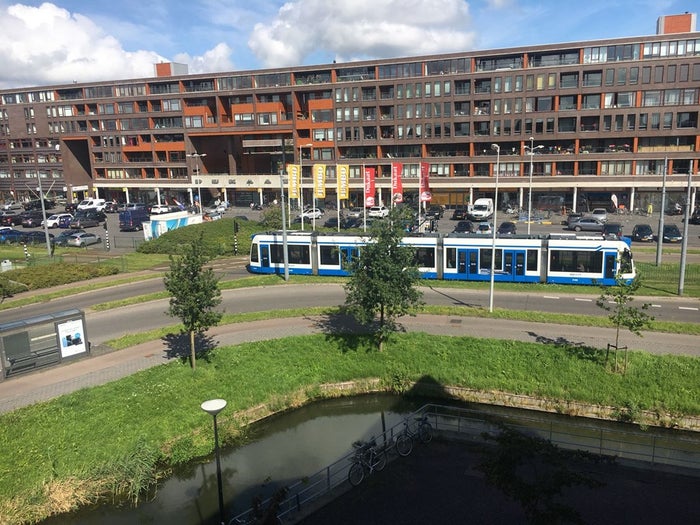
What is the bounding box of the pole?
[655,157,667,266]
[489,144,500,313]
[212,414,225,525]
[528,137,534,235]
[299,145,304,231]
[678,170,693,295]
[280,141,289,281]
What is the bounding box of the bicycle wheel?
[348,461,364,486]
[418,422,433,444]
[373,450,387,471]
[395,433,413,457]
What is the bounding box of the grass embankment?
[1,332,699,524]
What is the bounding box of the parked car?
[70,210,106,229]
[64,202,78,213]
[689,209,700,225]
[43,213,73,228]
[323,216,349,229]
[589,208,608,223]
[20,211,45,228]
[23,198,55,211]
[424,205,444,219]
[299,207,324,220]
[452,220,474,233]
[346,207,364,219]
[602,222,623,240]
[475,222,493,235]
[149,204,173,215]
[66,232,102,247]
[2,200,24,211]
[662,224,683,243]
[23,231,54,245]
[567,216,605,232]
[103,201,119,213]
[1,211,23,226]
[368,205,389,218]
[53,229,85,246]
[451,205,469,220]
[631,224,654,242]
[0,228,25,244]
[77,198,106,211]
[497,221,517,235]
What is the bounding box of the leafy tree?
[260,204,283,230]
[344,206,423,351]
[163,233,222,369]
[596,275,654,374]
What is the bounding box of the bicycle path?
[1,314,698,414]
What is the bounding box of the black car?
[64,203,78,213]
[0,211,23,226]
[103,201,119,213]
[602,222,623,240]
[631,224,654,242]
[662,224,683,243]
[452,220,474,233]
[23,231,55,245]
[323,216,349,229]
[424,205,444,220]
[23,199,55,211]
[690,210,700,225]
[451,206,468,220]
[70,210,106,229]
[20,210,45,228]
[497,221,517,235]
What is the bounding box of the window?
[605,68,614,86]
[668,64,676,82]
[642,91,661,106]
[654,66,664,83]
[630,67,639,84]
[617,68,627,85]
[642,66,651,84]
[582,71,602,87]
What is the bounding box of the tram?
[248,231,635,286]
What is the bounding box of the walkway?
[1,314,698,414]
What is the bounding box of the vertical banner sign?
[336,164,350,200]
[287,164,300,199]
[391,162,404,203]
[313,164,326,199]
[419,162,432,202]
[364,167,376,207]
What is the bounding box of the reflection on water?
[42,395,423,525]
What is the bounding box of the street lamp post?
[187,152,207,213]
[489,144,500,313]
[525,137,544,235]
[201,398,227,525]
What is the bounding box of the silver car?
[567,216,605,232]
[66,232,102,247]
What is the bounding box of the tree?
[596,275,654,374]
[163,233,222,369]
[260,204,283,230]
[344,206,423,351]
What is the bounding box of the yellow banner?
[313,163,326,199]
[286,164,300,199]
[336,164,349,200]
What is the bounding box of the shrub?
[1,263,119,290]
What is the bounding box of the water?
[42,395,423,525]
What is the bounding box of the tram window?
[320,245,340,265]
[250,242,259,263]
[469,251,478,273]
[550,250,602,273]
[445,247,456,269]
[526,249,538,271]
[270,244,284,264]
[479,248,502,270]
[415,247,435,267]
[287,245,310,265]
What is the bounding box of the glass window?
[680,64,689,82]
[654,66,664,83]
[617,68,627,85]
[668,65,676,82]
[630,67,639,84]
[642,66,651,84]
[605,68,615,86]
[515,76,523,92]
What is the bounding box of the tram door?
[260,245,270,268]
[604,253,616,281]
[455,249,479,280]
[513,251,526,280]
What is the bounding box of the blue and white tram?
[248,231,635,286]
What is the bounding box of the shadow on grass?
[162,331,218,363]
[311,310,373,353]
[527,330,604,364]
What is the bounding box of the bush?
[1,263,119,290]
[137,218,255,257]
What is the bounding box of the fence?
[229,403,700,524]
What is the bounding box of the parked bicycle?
[395,414,433,457]
[348,437,387,486]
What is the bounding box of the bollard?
[23,242,29,260]
[104,230,110,251]
[233,220,239,255]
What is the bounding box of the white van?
[77,198,106,211]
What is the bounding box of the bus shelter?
[0,309,89,381]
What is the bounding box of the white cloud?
[174,43,236,75]
[248,0,476,67]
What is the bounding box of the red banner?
[419,162,432,202]
[364,167,375,207]
[391,162,403,203]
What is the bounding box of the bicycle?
[395,414,433,457]
[347,437,387,486]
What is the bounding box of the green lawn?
[0,332,698,524]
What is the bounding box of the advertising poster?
[364,167,375,207]
[56,318,88,358]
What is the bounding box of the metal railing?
[229,403,700,524]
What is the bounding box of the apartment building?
[0,12,698,213]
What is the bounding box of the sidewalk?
[1,314,698,414]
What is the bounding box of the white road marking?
[543,295,560,299]
[575,298,593,302]
[678,306,699,311]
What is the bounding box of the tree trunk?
[189,329,196,370]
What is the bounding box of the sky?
[0,0,696,90]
